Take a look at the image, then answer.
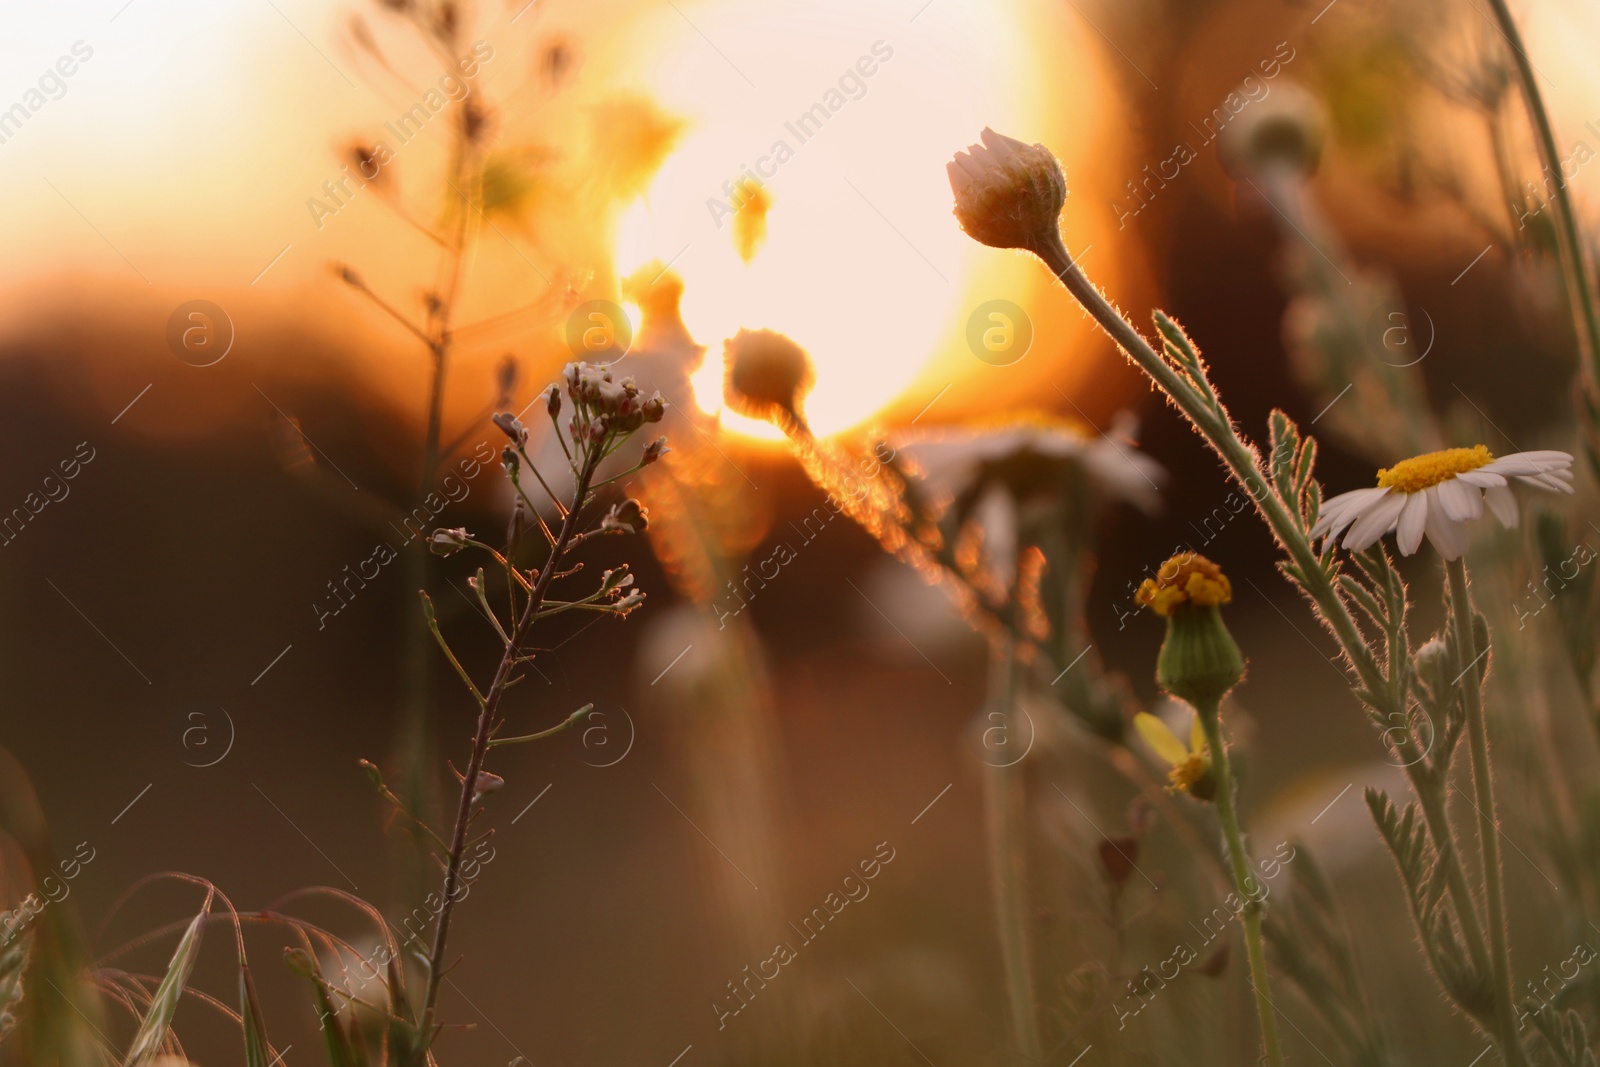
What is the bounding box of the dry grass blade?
[120,904,207,1067]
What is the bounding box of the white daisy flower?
[895,413,1165,517]
[1310,445,1574,559]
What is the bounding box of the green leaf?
[385,957,424,1067]
[308,972,355,1067]
[0,940,28,1039]
[121,909,206,1067]
[240,964,270,1067]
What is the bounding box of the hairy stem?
[1483,0,1600,450]
[1029,231,1384,696]
[1446,556,1528,1067]
[982,635,1044,1065]
[417,456,598,1048]
[1196,703,1286,1067]
[1029,225,1507,1040]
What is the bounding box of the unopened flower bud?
[473,770,505,798]
[429,527,472,556]
[724,329,815,433]
[599,566,634,594]
[614,590,646,614]
[492,411,528,446]
[545,384,561,419]
[641,436,669,464]
[1219,81,1324,178]
[501,446,519,476]
[946,127,1067,252]
[642,392,666,423]
[601,498,648,533]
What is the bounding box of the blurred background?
[0,0,1598,1063]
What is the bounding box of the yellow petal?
[1134,712,1189,767]
[1190,710,1207,756]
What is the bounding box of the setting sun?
[610,0,1043,438]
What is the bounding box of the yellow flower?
[1134,710,1214,801]
[1135,553,1233,617]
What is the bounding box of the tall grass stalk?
[1483,0,1600,455]
[982,635,1044,1065]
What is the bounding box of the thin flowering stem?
[417,451,600,1047]
[1446,556,1529,1067]
[1196,703,1285,1067]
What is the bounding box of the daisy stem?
[982,634,1044,1066]
[1029,231,1382,693]
[1445,556,1529,1067]
[1195,701,1285,1067]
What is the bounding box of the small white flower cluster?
[561,362,666,454]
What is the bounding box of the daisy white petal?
[1484,484,1518,528]
[1396,491,1427,555]
[1435,477,1483,522]
[1343,490,1407,551]
[1478,451,1574,477]
[1311,486,1390,539]
[1454,470,1507,488]
[1423,487,1470,559]
[1517,473,1576,493]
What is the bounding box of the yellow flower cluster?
[1168,752,1212,795]
[1136,553,1233,617]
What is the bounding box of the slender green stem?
[1029,232,1384,697]
[1483,0,1600,440]
[982,635,1044,1065]
[1446,556,1529,1067]
[1196,704,1286,1067]
[1408,762,1493,982]
[487,705,593,747]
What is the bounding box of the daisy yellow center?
[1376,445,1493,493]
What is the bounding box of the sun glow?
[611,0,1041,439]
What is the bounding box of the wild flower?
[944,120,1583,1066]
[390,360,665,1053]
[896,414,1164,519]
[947,127,1066,252]
[1312,446,1575,558]
[1133,552,1282,1064]
[1132,709,1213,800]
